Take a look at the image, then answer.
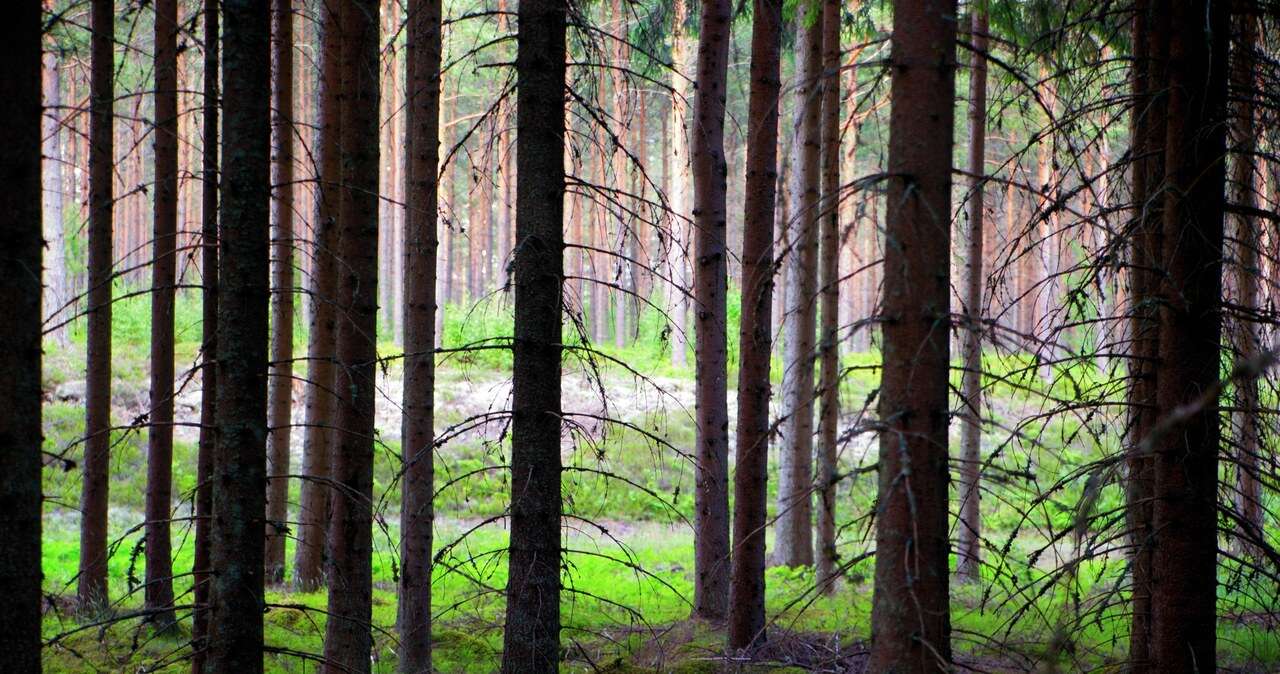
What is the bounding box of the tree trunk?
[1149,0,1227,670]
[192,2,219,667]
[207,0,271,670]
[1229,12,1263,548]
[78,0,115,613]
[667,0,691,368]
[774,1,821,569]
[955,7,988,584]
[728,0,781,647]
[42,45,69,346]
[397,0,442,667]
[814,0,841,593]
[145,0,180,629]
[321,0,380,670]
[867,0,956,670]
[501,0,565,668]
[689,0,732,621]
[293,0,342,592]
[0,3,43,666]
[264,0,295,587]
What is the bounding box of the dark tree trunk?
[79,0,115,613]
[1229,12,1263,548]
[398,0,442,668]
[192,1,219,667]
[728,0,781,648]
[1149,0,1227,670]
[207,0,271,670]
[1125,3,1164,667]
[501,0,565,669]
[690,0,732,620]
[0,2,43,667]
[321,1,380,670]
[814,0,841,593]
[146,0,180,629]
[775,0,821,569]
[293,0,342,592]
[867,0,957,670]
[955,7,989,584]
[265,0,296,586]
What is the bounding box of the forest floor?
[35,299,1280,672]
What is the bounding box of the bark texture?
[690,0,733,620]
[501,0,565,669]
[208,0,271,670]
[0,2,43,667]
[867,0,957,670]
[728,0,781,647]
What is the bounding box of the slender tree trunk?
[0,3,43,667]
[1229,13,1263,548]
[774,1,821,569]
[667,0,691,368]
[43,45,69,346]
[728,0,781,647]
[397,0,442,667]
[955,8,988,583]
[867,0,957,670]
[1149,1,1227,670]
[144,0,180,629]
[689,0,733,622]
[293,0,342,592]
[207,1,271,670]
[191,2,219,667]
[265,0,296,586]
[814,0,842,593]
[78,0,115,613]
[321,0,380,670]
[501,0,565,668]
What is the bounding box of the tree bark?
[728,0,781,647]
[398,0,442,668]
[0,2,43,667]
[867,0,957,670]
[321,0,380,670]
[501,0,565,668]
[1149,0,1227,670]
[42,44,69,346]
[145,0,180,629]
[265,0,296,586]
[667,0,691,368]
[78,0,115,613]
[192,2,219,667]
[774,1,821,569]
[814,0,841,593]
[955,7,988,584]
[690,0,732,621]
[207,0,271,670]
[293,0,343,592]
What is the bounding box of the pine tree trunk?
[293,0,342,591]
[191,2,219,667]
[1149,1,1227,669]
[814,0,841,594]
[208,0,271,669]
[397,0,442,667]
[774,2,821,569]
[321,0,380,669]
[667,0,691,368]
[145,0,180,629]
[728,0,781,647]
[955,8,988,584]
[78,0,115,612]
[265,0,296,587]
[0,3,43,666]
[501,0,565,668]
[867,0,957,669]
[42,46,69,346]
[690,0,732,620]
